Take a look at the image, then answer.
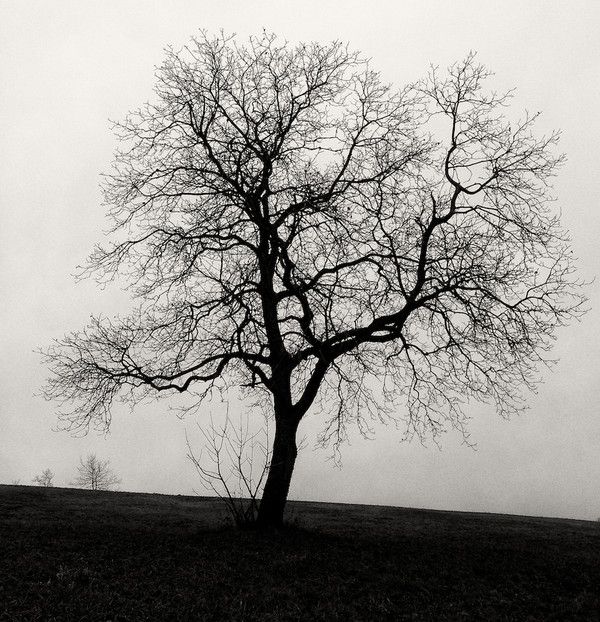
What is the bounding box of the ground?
[1,485,599,620]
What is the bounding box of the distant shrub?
[32,468,54,487]
[72,454,121,491]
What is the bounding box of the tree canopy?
[43,33,584,526]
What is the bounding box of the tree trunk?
[257,415,299,528]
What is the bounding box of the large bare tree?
[42,33,584,527]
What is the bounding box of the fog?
[1,1,599,519]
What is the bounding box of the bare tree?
[32,468,54,487]
[186,411,271,526]
[42,33,584,527]
[72,454,121,491]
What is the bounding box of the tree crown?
[43,33,585,449]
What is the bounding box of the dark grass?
[1,485,599,620]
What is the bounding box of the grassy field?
[1,485,599,620]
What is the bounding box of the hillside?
[1,485,599,620]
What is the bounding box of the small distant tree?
[72,454,121,491]
[32,468,54,487]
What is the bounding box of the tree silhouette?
[32,468,54,487]
[42,33,584,527]
[72,454,121,491]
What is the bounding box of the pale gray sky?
[1,1,599,519]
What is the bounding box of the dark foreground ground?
[1,485,599,621]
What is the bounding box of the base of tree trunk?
[256,418,299,528]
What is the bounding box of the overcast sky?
[1,1,599,520]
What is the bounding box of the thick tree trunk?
[257,415,299,528]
